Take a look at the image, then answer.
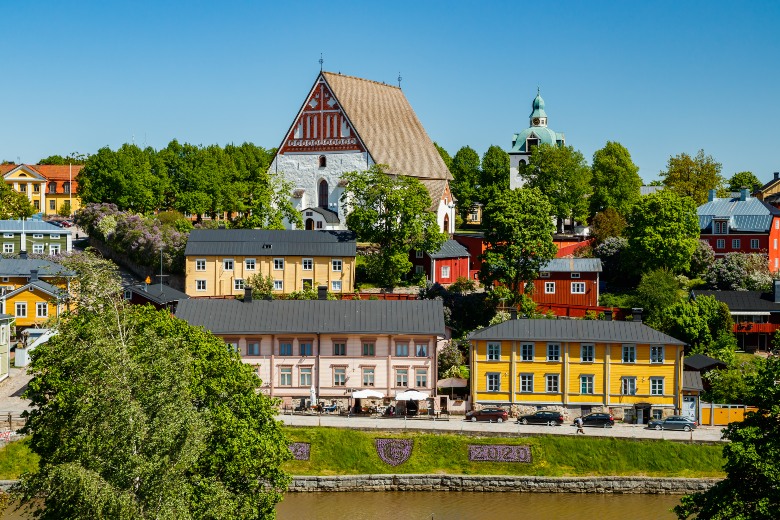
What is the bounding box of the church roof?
[509,127,565,153]
[322,72,452,181]
[530,92,547,119]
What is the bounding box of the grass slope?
[284,427,725,478]
[0,440,39,480]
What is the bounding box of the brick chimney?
[604,309,613,321]
[30,269,38,282]
[631,308,643,323]
[244,287,253,302]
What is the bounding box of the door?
[682,396,697,421]
[305,218,314,230]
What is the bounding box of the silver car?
[648,415,697,431]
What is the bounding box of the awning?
[395,390,430,401]
[731,311,771,316]
[437,377,468,388]
[352,389,385,399]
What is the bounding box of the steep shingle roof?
[429,239,470,259]
[184,229,357,257]
[175,299,446,336]
[469,319,685,345]
[541,258,602,272]
[322,72,452,182]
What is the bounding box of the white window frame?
[519,374,533,392]
[650,377,664,396]
[279,367,292,386]
[486,373,501,392]
[3,243,13,253]
[274,280,283,291]
[622,344,636,363]
[234,279,245,291]
[487,342,501,361]
[299,367,312,387]
[416,343,428,357]
[650,345,664,364]
[546,343,560,362]
[362,367,375,387]
[334,367,346,386]
[581,344,594,362]
[441,265,450,278]
[274,258,285,270]
[751,238,760,249]
[245,258,256,271]
[544,282,555,294]
[545,374,559,393]
[15,302,26,318]
[195,259,206,271]
[49,244,60,255]
[36,302,48,318]
[732,238,741,249]
[223,259,234,271]
[415,250,424,259]
[332,259,342,271]
[302,258,313,271]
[539,271,550,278]
[395,368,409,388]
[2,233,13,239]
[50,234,60,240]
[331,280,342,292]
[32,244,44,254]
[196,280,207,292]
[415,368,428,388]
[32,233,43,239]
[520,343,534,361]
[622,376,637,395]
[571,272,581,279]
[571,282,586,294]
[580,375,594,394]
[716,239,725,249]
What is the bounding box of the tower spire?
[319,53,323,71]
[398,72,402,88]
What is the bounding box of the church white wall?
[436,199,456,235]
[509,153,529,190]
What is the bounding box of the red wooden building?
[411,239,470,285]
[531,258,602,308]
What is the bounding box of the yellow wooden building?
[184,229,356,297]
[0,164,82,216]
[0,256,73,328]
[469,316,686,423]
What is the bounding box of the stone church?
[267,71,455,233]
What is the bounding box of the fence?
[700,403,758,426]
[534,303,629,320]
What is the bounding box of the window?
[234,279,245,291]
[274,280,283,291]
[732,239,741,249]
[48,182,56,194]
[274,258,284,270]
[415,250,424,259]
[63,182,70,194]
[571,282,586,294]
[303,258,313,271]
[580,375,594,394]
[520,343,534,361]
[36,302,48,318]
[751,239,760,249]
[19,184,26,193]
[223,259,234,271]
[2,233,11,238]
[415,369,428,388]
[333,342,346,356]
[519,374,533,392]
[1,277,7,282]
[15,302,26,318]
[487,342,501,361]
[195,259,206,271]
[544,282,555,294]
[775,239,778,250]
[319,155,327,168]
[622,344,636,363]
[279,342,292,356]
[124,290,132,300]
[652,409,663,420]
[415,265,424,274]
[332,259,342,271]
[49,200,56,210]
[546,343,560,361]
[362,367,375,387]
[441,265,450,278]
[49,244,60,255]
[545,374,559,393]
[299,367,312,386]
[334,367,346,386]
[331,280,342,292]
[33,200,39,210]
[247,342,260,356]
[362,342,375,356]
[196,280,207,291]
[245,258,256,270]
[650,377,664,395]
[226,341,239,354]
[280,367,292,386]
[650,345,664,364]
[395,369,408,387]
[716,239,725,249]
[571,272,581,279]
[416,343,428,357]
[539,271,550,278]
[299,342,312,356]
[3,244,13,253]
[714,221,728,234]
[487,373,500,392]
[51,234,60,240]
[395,343,409,357]
[33,184,40,193]
[621,377,637,395]
[302,279,313,291]
[581,344,594,362]
[33,244,44,254]
[32,234,43,239]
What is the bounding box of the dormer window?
[713,220,728,234]
[319,155,327,168]
[526,137,539,151]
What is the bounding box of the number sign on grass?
[468,444,532,463]
[375,439,413,466]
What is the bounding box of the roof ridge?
[322,71,401,90]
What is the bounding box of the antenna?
[398,72,402,88]
[158,247,170,292]
[319,53,323,71]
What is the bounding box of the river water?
[276,492,682,519]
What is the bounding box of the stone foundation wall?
[289,475,720,494]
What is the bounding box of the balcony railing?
[734,322,780,334]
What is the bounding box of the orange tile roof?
[1,164,81,188]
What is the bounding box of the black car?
[517,410,564,426]
[576,412,615,428]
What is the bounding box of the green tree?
[15,303,291,519]
[589,141,642,216]
[246,273,274,299]
[635,269,681,323]
[233,170,301,230]
[57,200,72,217]
[521,144,592,231]
[38,154,88,165]
[627,190,700,273]
[590,208,627,245]
[450,146,481,221]
[0,182,35,219]
[341,165,446,287]
[675,356,780,520]
[479,187,557,305]
[727,171,762,192]
[433,142,453,171]
[479,145,510,202]
[657,295,733,352]
[660,149,723,205]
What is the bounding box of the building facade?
[0,164,81,216]
[0,220,73,255]
[267,71,455,233]
[469,318,686,422]
[0,314,13,383]
[184,229,356,297]
[175,298,445,408]
[532,258,601,308]
[410,239,470,285]
[0,256,73,328]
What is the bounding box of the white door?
[682,396,697,421]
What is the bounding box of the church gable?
[278,76,366,155]
[3,165,47,182]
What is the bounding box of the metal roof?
[683,353,727,371]
[697,196,779,233]
[5,279,65,299]
[640,185,664,196]
[127,283,189,305]
[541,258,602,272]
[175,299,446,336]
[692,290,780,312]
[468,319,685,345]
[0,258,74,277]
[682,371,704,392]
[184,229,356,257]
[304,207,341,224]
[0,220,71,233]
[509,127,565,153]
[429,239,470,259]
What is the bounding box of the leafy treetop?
[660,149,723,205]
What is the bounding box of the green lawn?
[284,427,725,478]
[0,440,39,479]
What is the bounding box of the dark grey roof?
[468,319,685,345]
[429,239,470,259]
[127,283,189,305]
[304,207,341,224]
[184,229,357,257]
[541,258,602,272]
[683,371,704,392]
[6,279,65,298]
[692,290,780,312]
[0,220,70,233]
[176,299,445,336]
[683,353,727,371]
[0,258,74,277]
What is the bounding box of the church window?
[319,156,327,168]
[307,117,311,138]
[319,179,329,208]
[527,137,539,151]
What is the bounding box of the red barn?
[452,233,485,280]
[411,239,470,285]
[531,258,602,308]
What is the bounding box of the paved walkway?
[0,368,32,418]
[278,413,727,443]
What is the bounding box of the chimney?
[244,287,253,303]
[631,308,643,323]
[19,251,27,260]
[774,280,780,304]
[740,188,750,201]
[707,189,717,202]
[510,309,518,320]
[30,269,38,281]
[317,285,328,300]
[775,172,779,181]
[604,309,613,321]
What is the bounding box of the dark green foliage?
[589,141,642,216]
[635,269,681,323]
[0,182,35,219]
[727,171,762,193]
[419,283,496,338]
[656,295,733,351]
[433,142,452,171]
[660,149,724,205]
[689,240,715,278]
[450,146,481,221]
[590,208,627,245]
[479,145,510,202]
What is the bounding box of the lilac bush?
[705,252,773,291]
[375,439,413,466]
[288,442,311,461]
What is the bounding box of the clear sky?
[1,1,778,184]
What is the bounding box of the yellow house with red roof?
[0,164,82,216]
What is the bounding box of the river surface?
[276,492,682,519]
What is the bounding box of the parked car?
[648,416,697,431]
[517,410,564,426]
[465,408,508,423]
[576,412,614,428]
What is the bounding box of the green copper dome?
[530,90,547,119]
[509,127,564,153]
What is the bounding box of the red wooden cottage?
[531,258,602,308]
[411,239,470,285]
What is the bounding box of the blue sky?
[1,1,778,183]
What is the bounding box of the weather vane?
[319,53,323,71]
[398,72,402,88]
